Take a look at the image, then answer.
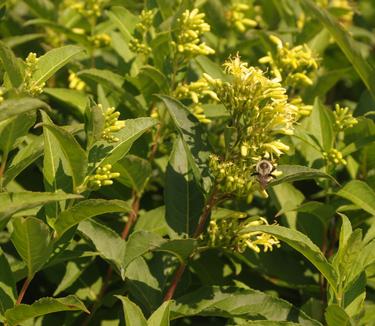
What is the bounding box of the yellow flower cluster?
[87,164,120,189]
[68,71,86,91]
[317,0,354,26]
[259,36,318,88]
[101,106,125,143]
[225,2,257,32]
[0,88,4,104]
[208,216,280,253]
[172,9,215,57]
[129,9,155,55]
[333,104,358,131]
[173,78,219,124]
[204,54,300,197]
[24,52,45,96]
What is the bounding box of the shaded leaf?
[0,248,17,317]
[324,304,351,326]
[157,95,211,191]
[165,137,204,237]
[270,165,338,187]
[0,98,48,122]
[239,225,338,292]
[0,41,23,88]
[171,286,321,325]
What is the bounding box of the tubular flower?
[333,104,358,131]
[205,54,298,197]
[259,36,318,89]
[208,216,280,254]
[68,71,87,91]
[101,106,125,143]
[24,52,45,96]
[172,9,215,57]
[173,78,219,123]
[225,2,257,32]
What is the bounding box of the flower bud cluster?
[0,88,4,104]
[68,71,86,91]
[317,0,353,26]
[90,33,111,48]
[129,9,155,55]
[323,148,347,166]
[208,216,280,254]
[101,106,125,143]
[65,0,107,18]
[24,52,45,96]
[87,164,120,189]
[172,9,215,57]
[225,2,257,32]
[333,104,358,131]
[259,36,318,89]
[209,154,255,197]
[173,78,219,124]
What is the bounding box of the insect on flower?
[252,159,277,190]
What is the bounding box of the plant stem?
[16,277,32,304]
[121,193,140,240]
[0,151,9,191]
[163,187,219,301]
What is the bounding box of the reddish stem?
[16,277,31,304]
[121,193,140,240]
[163,188,219,302]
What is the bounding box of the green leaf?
[171,286,321,325]
[239,225,338,292]
[10,217,54,278]
[337,213,352,252]
[156,94,211,191]
[304,98,335,152]
[124,231,197,269]
[0,40,23,88]
[107,6,138,42]
[78,219,126,275]
[116,296,147,326]
[53,199,130,237]
[22,0,55,19]
[0,98,49,122]
[134,206,170,237]
[85,102,105,149]
[30,45,84,88]
[4,295,88,326]
[336,180,375,216]
[42,115,88,192]
[194,56,228,80]
[0,111,36,155]
[0,248,17,318]
[148,301,171,326]
[270,165,338,187]
[0,191,80,231]
[89,117,156,169]
[165,137,204,237]
[324,304,351,326]
[300,0,375,100]
[78,68,124,91]
[44,88,88,116]
[115,155,152,195]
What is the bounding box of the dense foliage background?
[1,0,375,325]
